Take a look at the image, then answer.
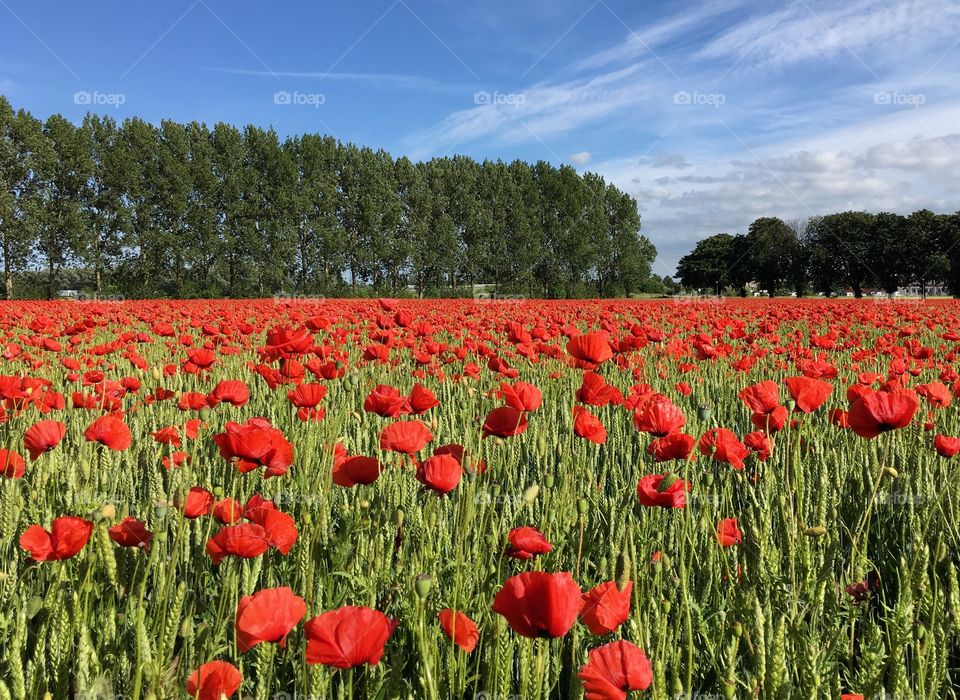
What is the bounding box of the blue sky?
[3,0,960,275]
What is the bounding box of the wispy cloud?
[206,67,468,95]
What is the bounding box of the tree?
[742,217,797,297]
[79,114,129,296]
[906,209,948,298]
[37,114,89,299]
[806,212,874,297]
[1,99,47,299]
[676,233,736,293]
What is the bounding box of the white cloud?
[569,150,591,165]
[699,0,960,71]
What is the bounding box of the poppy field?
[2,297,960,699]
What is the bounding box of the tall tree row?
[0,97,657,300]
[677,211,960,297]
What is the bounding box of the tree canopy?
[0,97,658,300]
[677,211,960,298]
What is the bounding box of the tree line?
[676,210,960,298]
[0,96,659,300]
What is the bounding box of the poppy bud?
[555,443,564,460]
[785,399,796,412]
[151,367,161,380]
[704,472,714,486]
[697,404,711,421]
[522,484,539,504]
[198,407,210,421]
[303,513,313,525]
[536,434,548,456]
[213,486,223,497]
[396,509,405,526]
[723,679,736,699]
[80,458,91,481]
[884,466,898,478]
[544,474,555,488]
[43,693,52,700]
[732,621,743,637]
[657,472,679,493]
[577,498,588,515]
[415,574,433,599]
[180,617,193,638]
[360,499,370,509]
[348,373,360,387]
[661,599,671,612]
[804,526,826,538]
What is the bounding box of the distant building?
[896,282,948,297]
[58,289,81,299]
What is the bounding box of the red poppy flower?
[408,383,440,414]
[379,419,433,454]
[84,415,132,451]
[19,516,94,561]
[578,640,652,699]
[206,523,271,564]
[185,660,243,700]
[364,384,410,417]
[304,606,397,668]
[698,428,749,470]
[438,609,479,652]
[333,455,383,487]
[580,580,632,636]
[646,433,695,462]
[505,526,553,559]
[212,418,293,477]
[287,383,327,408]
[0,449,26,479]
[934,434,960,457]
[416,453,462,494]
[916,381,951,408]
[751,404,788,433]
[716,517,742,547]
[784,376,832,413]
[108,517,153,551]
[830,408,850,429]
[207,379,250,407]
[482,406,529,439]
[24,420,67,460]
[213,498,243,524]
[847,390,919,439]
[637,473,687,508]
[235,587,306,653]
[744,431,773,461]
[739,380,780,414]
[573,405,607,444]
[181,486,214,518]
[576,372,618,407]
[246,507,298,555]
[566,331,613,367]
[152,426,181,447]
[492,571,582,638]
[499,381,543,412]
[633,398,686,437]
